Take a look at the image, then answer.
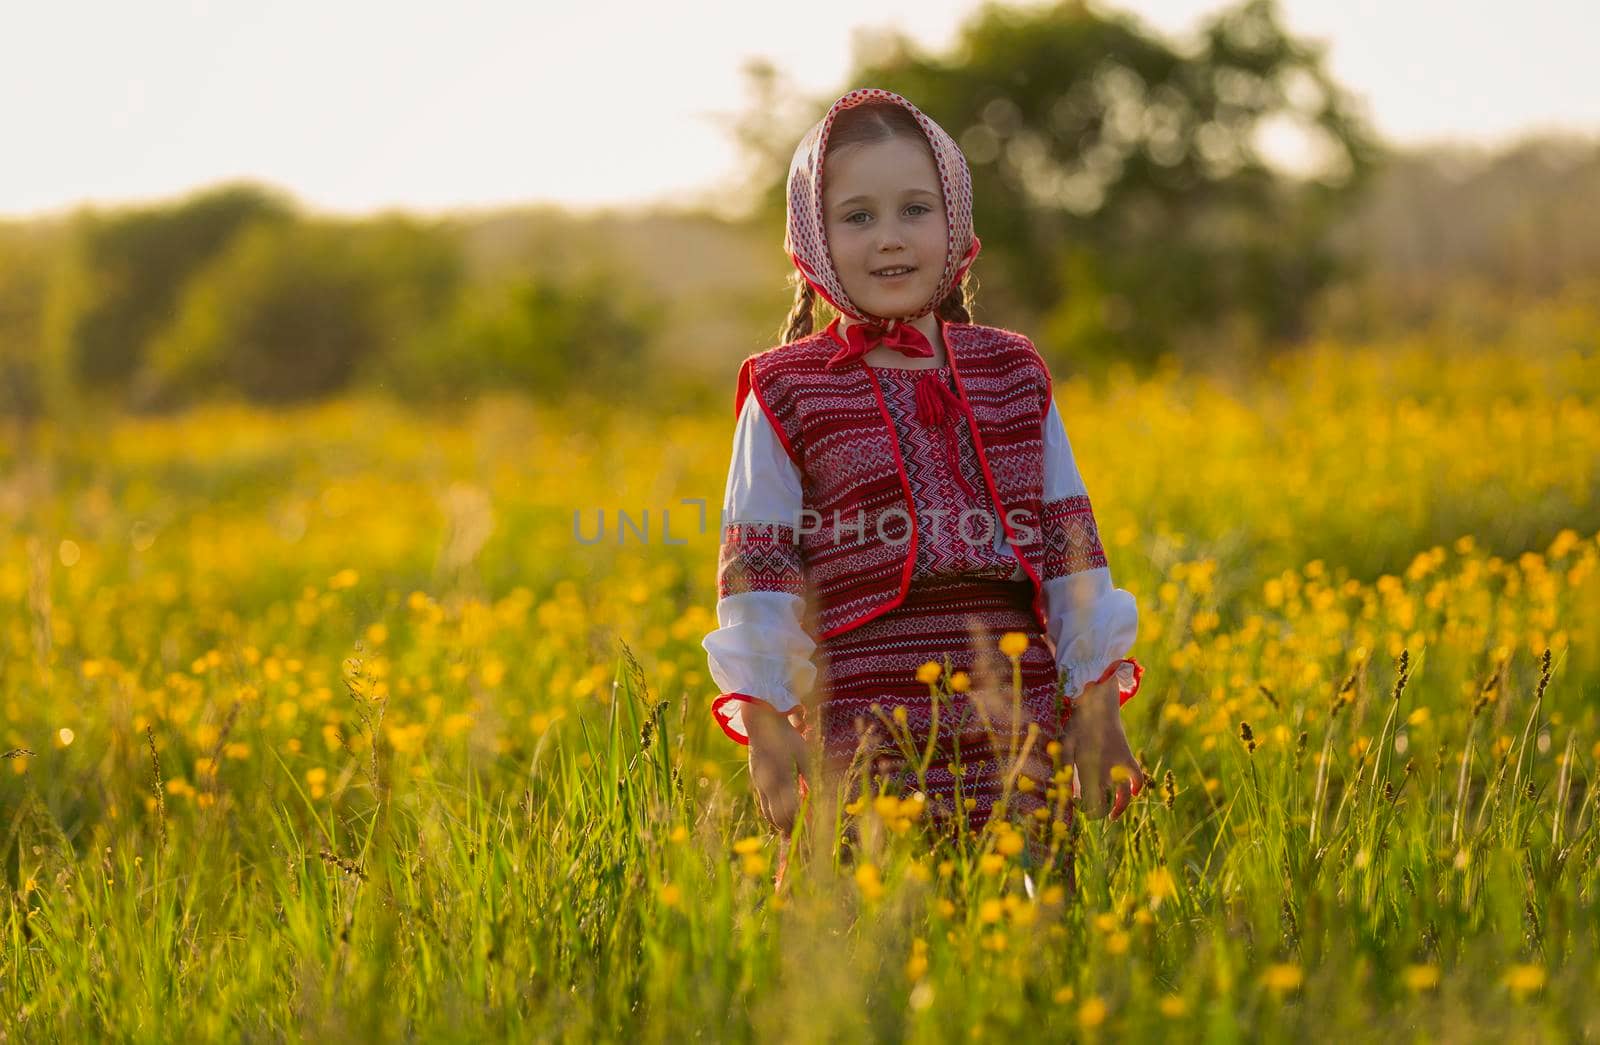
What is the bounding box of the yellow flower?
[1402,964,1440,992]
[668,825,689,843]
[1146,866,1177,906]
[658,883,682,908]
[740,853,769,877]
[999,632,1029,658]
[1077,996,1107,1028]
[1503,963,1544,999]
[732,836,764,855]
[855,862,884,900]
[979,853,1006,875]
[1105,931,1130,955]
[892,706,908,725]
[997,832,1024,856]
[950,672,971,693]
[1261,963,1303,994]
[917,661,942,684]
[1053,985,1074,1005]
[979,899,1004,924]
[329,568,360,590]
[1158,995,1187,1018]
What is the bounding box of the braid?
[936,272,974,324]
[781,274,816,344]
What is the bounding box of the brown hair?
[780,101,973,344]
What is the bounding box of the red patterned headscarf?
[784,88,981,325]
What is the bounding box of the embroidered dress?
[801,361,1064,854]
[703,348,1143,882]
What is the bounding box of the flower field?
[3,324,1598,1040]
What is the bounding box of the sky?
[3,0,1597,219]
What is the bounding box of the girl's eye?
[844,211,870,225]
[905,204,930,216]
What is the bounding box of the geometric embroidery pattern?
[1040,494,1107,580]
[875,366,1020,584]
[717,521,804,598]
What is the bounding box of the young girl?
[702,88,1145,889]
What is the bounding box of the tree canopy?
[737,0,1383,367]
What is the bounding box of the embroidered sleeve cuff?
[710,692,805,746]
[1061,656,1143,707]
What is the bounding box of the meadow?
[3,313,1599,1041]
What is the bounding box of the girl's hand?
[744,701,813,836]
[1061,675,1144,820]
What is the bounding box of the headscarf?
[784,88,981,362]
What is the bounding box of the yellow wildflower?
[1503,964,1544,999]
[1402,964,1440,992]
[1261,963,1303,994]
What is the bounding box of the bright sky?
[3,0,1596,219]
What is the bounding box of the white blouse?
[703,384,1139,743]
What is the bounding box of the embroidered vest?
[725,322,1054,640]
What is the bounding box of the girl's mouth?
[872,265,916,281]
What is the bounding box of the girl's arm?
[702,390,816,745]
[1039,393,1144,708]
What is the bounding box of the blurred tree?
[64,182,296,391]
[0,224,53,419]
[372,268,656,406]
[737,0,1383,368]
[137,214,460,406]
[1322,135,1600,337]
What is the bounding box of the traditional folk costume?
[702,89,1143,885]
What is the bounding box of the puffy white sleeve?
[702,390,817,745]
[1040,394,1144,705]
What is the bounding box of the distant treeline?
[0,186,663,421]
[0,0,1596,420]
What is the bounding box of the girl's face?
[821,134,949,322]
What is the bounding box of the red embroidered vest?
[727,322,1054,640]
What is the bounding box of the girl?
[702,88,1144,889]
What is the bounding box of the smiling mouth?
[872,265,916,277]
